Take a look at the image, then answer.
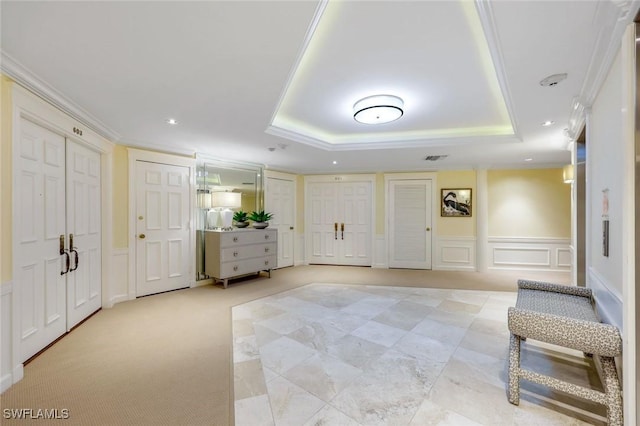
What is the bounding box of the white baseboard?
[587,267,623,330]
[193,278,213,288]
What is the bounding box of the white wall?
[587,47,624,329]
[587,23,636,425]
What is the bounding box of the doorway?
[265,172,296,268]
[305,175,374,266]
[13,116,103,362]
[388,179,433,269]
[127,149,194,298]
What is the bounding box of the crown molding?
[1,50,121,142]
[118,138,196,158]
[474,0,521,141]
[567,0,640,139]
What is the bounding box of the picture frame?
[441,188,472,217]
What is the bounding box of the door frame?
[11,83,114,382]
[304,174,376,266]
[127,148,196,300]
[384,172,438,269]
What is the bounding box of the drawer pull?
[233,237,238,242]
[264,247,270,253]
[264,260,269,266]
[233,251,238,257]
[233,266,239,272]
[264,234,270,240]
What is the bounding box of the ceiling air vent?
[539,73,567,87]
[425,155,448,161]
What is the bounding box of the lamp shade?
[211,191,241,208]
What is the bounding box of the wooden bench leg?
[600,356,623,426]
[508,333,521,405]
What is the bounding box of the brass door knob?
[139,234,146,239]
[426,227,431,231]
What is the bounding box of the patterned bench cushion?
[508,281,622,357]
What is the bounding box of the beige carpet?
[0,266,570,425]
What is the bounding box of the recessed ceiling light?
[524,158,533,162]
[353,95,404,124]
[542,120,554,127]
[166,118,178,125]
[332,160,337,165]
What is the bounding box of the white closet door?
[389,180,432,269]
[135,161,191,297]
[66,141,101,329]
[16,118,67,361]
[266,177,295,268]
[340,182,372,266]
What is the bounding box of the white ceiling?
[1,1,637,174]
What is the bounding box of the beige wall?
[1,76,13,282]
[487,168,570,238]
[437,170,477,237]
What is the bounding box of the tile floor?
[232,283,606,425]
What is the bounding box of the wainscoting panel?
[588,267,623,330]
[434,237,476,271]
[1,281,15,393]
[488,237,571,272]
[373,235,387,269]
[110,249,129,306]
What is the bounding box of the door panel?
[339,182,371,265]
[16,118,67,361]
[389,180,432,269]
[66,140,101,330]
[136,161,190,296]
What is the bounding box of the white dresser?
[204,228,277,288]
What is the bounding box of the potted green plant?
[248,210,273,229]
[233,210,249,228]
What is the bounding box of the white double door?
[16,118,102,362]
[388,179,433,269]
[307,180,372,266]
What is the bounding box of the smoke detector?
[539,73,567,87]
[425,155,448,161]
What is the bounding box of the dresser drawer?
[220,243,276,262]
[220,255,277,278]
[219,229,276,246]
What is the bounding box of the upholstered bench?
[507,279,623,425]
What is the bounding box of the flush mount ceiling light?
[165,118,178,125]
[353,95,404,124]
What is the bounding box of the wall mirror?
[195,154,263,280]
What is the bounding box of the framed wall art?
[441,188,472,217]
